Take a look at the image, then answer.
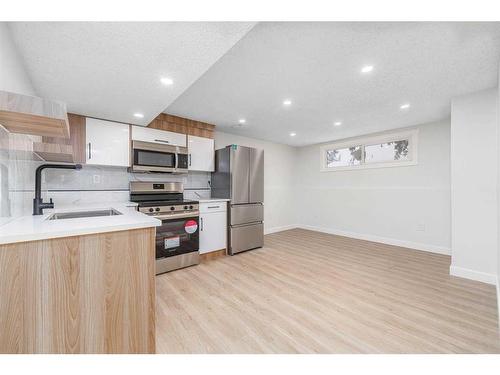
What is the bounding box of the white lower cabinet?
[199,201,227,254]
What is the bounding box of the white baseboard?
[496,277,500,324]
[449,265,497,285]
[297,224,451,256]
[264,224,298,235]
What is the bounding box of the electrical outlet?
[92,175,101,184]
[416,223,426,232]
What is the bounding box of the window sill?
[320,159,418,172]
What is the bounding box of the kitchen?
[1,17,500,362]
[0,97,266,352]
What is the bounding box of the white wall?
[0,22,35,95]
[214,131,297,234]
[294,120,451,254]
[497,65,500,306]
[451,87,498,284]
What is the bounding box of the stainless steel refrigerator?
[211,145,264,255]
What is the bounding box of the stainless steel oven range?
[130,181,199,274]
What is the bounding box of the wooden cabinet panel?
[148,113,215,139]
[42,113,86,163]
[0,90,69,138]
[0,228,156,354]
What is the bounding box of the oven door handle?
[175,151,179,170]
[153,212,199,220]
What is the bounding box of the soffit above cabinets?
[8,22,256,127]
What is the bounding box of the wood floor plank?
[155,229,500,353]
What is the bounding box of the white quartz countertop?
[196,198,231,203]
[0,203,161,245]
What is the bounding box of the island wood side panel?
[0,227,156,354]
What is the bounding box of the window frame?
[319,129,418,172]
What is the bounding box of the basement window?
[320,129,418,172]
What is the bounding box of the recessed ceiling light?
[238,119,246,124]
[290,132,296,137]
[133,113,144,118]
[334,121,342,126]
[160,77,173,86]
[361,65,374,73]
[283,99,292,106]
[400,103,411,110]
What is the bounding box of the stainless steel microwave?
[130,140,188,173]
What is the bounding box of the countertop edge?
[0,219,160,246]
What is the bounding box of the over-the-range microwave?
[130,140,188,173]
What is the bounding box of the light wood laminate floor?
[156,229,500,353]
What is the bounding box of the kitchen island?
[0,204,160,354]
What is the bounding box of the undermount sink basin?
[47,209,122,220]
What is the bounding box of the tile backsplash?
[1,127,212,220]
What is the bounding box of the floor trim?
[497,277,500,325]
[449,265,497,285]
[297,224,451,256]
[264,224,298,235]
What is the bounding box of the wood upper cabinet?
[86,118,130,167]
[42,113,86,163]
[188,135,214,172]
[0,90,70,138]
[131,125,186,147]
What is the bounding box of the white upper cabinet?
[131,126,186,147]
[188,135,214,172]
[86,118,130,167]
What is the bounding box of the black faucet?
[33,163,82,215]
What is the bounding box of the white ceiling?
[167,22,500,146]
[8,22,255,126]
[8,22,500,146]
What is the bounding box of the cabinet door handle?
[189,154,192,166]
[88,143,92,159]
[154,139,169,144]
[200,217,203,231]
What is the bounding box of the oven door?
[155,215,199,259]
[131,140,178,173]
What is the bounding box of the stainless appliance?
[211,145,264,255]
[130,181,199,274]
[130,140,188,173]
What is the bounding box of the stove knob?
[189,205,193,209]
[149,208,154,213]
[155,207,161,212]
[170,206,175,211]
[184,205,188,210]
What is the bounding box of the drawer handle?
[208,206,220,209]
[154,139,169,143]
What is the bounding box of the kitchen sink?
[47,209,122,220]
